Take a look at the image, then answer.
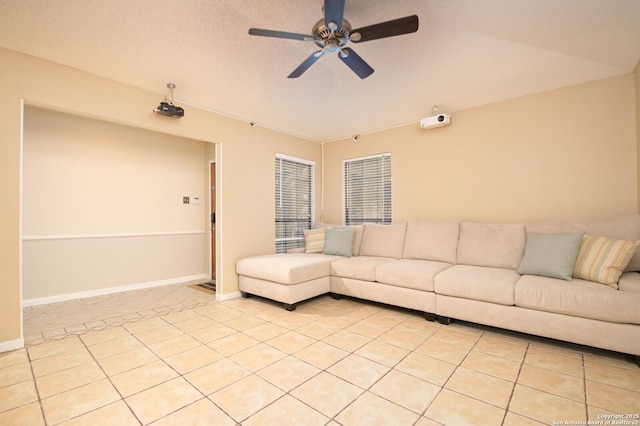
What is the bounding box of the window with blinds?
[344,153,392,225]
[275,154,314,253]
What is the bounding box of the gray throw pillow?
[518,232,584,280]
[323,228,356,257]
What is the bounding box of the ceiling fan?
[248,0,419,79]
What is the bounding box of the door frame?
[208,154,222,297]
[209,159,216,282]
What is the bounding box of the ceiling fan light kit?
[248,0,419,79]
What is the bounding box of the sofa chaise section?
[236,253,343,310]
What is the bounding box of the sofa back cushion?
[359,223,407,259]
[349,225,364,256]
[457,222,526,269]
[403,220,459,264]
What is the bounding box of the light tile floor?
[2,283,640,425]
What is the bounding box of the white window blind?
[344,153,392,225]
[275,154,314,253]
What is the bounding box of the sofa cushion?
[517,232,583,280]
[236,254,339,285]
[572,235,638,288]
[359,223,407,259]
[376,259,452,292]
[618,272,640,293]
[457,222,526,270]
[403,220,459,264]
[434,265,520,306]
[515,274,640,325]
[304,228,326,254]
[349,225,364,257]
[323,228,356,257]
[330,256,395,281]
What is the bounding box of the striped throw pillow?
[572,235,639,289]
[304,228,327,254]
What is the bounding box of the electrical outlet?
[191,196,201,205]
[183,196,190,204]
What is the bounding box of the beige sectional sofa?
[236,215,640,363]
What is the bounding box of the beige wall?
[23,107,207,236]
[0,48,321,347]
[22,106,208,300]
[323,74,638,224]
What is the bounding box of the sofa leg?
[424,312,436,322]
[635,355,640,368]
[241,291,251,298]
[437,316,452,325]
[330,293,343,300]
[283,303,296,311]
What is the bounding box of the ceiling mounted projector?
[420,113,451,129]
[155,101,184,118]
[154,83,184,118]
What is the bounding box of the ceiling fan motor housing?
[312,19,352,51]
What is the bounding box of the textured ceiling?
[1,0,639,142]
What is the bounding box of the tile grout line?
[25,300,214,347]
[74,302,235,425]
[297,313,447,423]
[502,339,530,425]
[241,310,361,424]
[425,329,512,424]
[206,308,327,424]
[24,344,47,426]
[134,310,233,424]
[582,353,589,421]
[235,304,408,424]
[77,332,143,425]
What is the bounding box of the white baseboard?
[22,274,209,308]
[0,337,25,353]
[216,291,242,301]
